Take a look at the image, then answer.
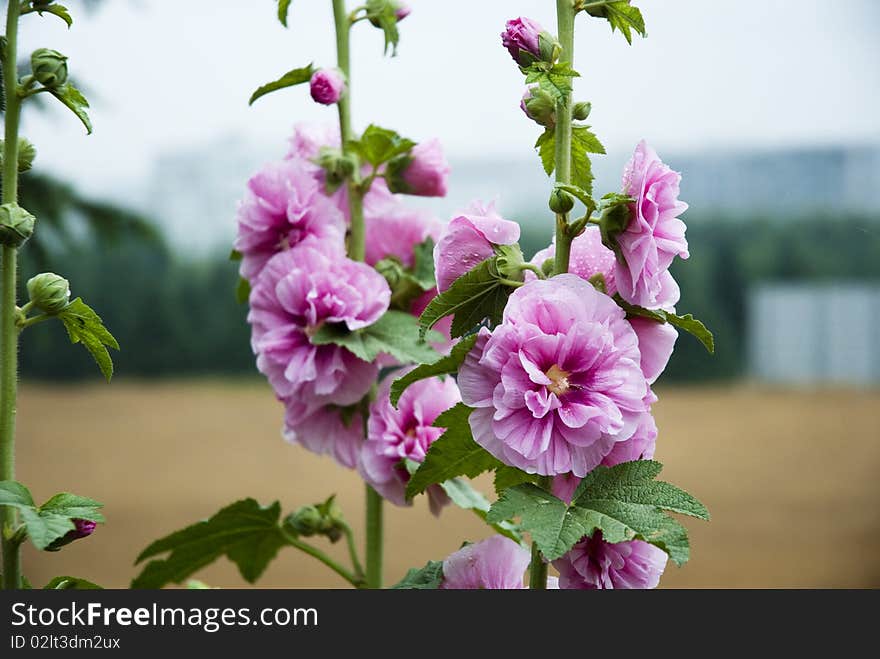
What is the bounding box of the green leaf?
[536,129,555,177]
[44,576,102,590]
[311,310,441,364]
[419,258,513,339]
[391,560,443,589]
[570,125,605,195]
[584,1,647,45]
[493,465,538,496]
[235,277,250,305]
[613,295,715,354]
[132,499,286,588]
[405,404,502,498]
[524,62,580,103]
[249,64,315,105]
[411,237,436,290]
[49,83,91,134]
[439,478,522,543]
[277,0,292,27]
[350,124,414,168]
[57,298,119,381]
[0,481,104,551]
[390,334,478,407]
[365,0,400,55]
[36,4,73,28]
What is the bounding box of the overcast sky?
[14,0,880,196]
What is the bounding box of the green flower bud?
[27,272,71,314]
[520,85,556,128]
[572,101,592,121]
[0,138,36,173]
[316,147,356,194]
[0,202,35,248]
[31,48,68,88]
[285,505,323,537]
[549,189,575,214]
[494,243,526,282]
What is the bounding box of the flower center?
[545,364,571,397]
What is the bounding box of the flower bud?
[46,519,96,552]
[368,1,410,26]
[309,68,346,105]
[30,48,68,88]
[520,85,556,127]
[572,101,592,121]
[286,505,323,537]
[0,137,37,173]
[501,17,559,67]
[494,243,526,282]
[386,139,449,197]
[316,147,357,192]
[27,272,71,314]
[549,189,575,214]
[0,202,35,248]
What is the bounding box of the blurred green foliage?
[15,172,880,381]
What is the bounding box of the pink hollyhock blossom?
[364,199,441,268]
[248,245,389,406]
[234,159,346,281]
[501,17,544,66]
[309,68,346,105]
[359,373,461,514]
[458,275,649,477]
[47,518,97,551]
[283,403,364,469]
[629,317,677,384]
[553,531,667,589]
[440,535,530,589]
[398,139,450,197]
[434,201,520,292]
[615,140,689,309]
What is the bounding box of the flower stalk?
[332,0,383,588]
[552,0,576,277]
[1,0,23,591]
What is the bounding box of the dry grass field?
[13,380,880,589]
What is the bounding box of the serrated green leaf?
[44,576,102,590]
[570,125,605,195]
[57,298,119,381]
[524,62,580,103]
[249,63,314,105]
[0,480,34,508]
[311,310,440,364]
[493,466,538,496]
[36,4,73,28]
[584,1,646,45]
[350,124,414,168]
[405,403,502,498]
[438,477,522,543]
[419,258,513,339]
[49,83,91,134]
[277,0,292,27]
[665,312,715,354]
[391,560,443,589]
[536,129,555,177]
[132,499,285,588]
[390,334,478,407]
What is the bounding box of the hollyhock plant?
[440,535,531,589]
[433,201,520,292]
[248,245,389,406]
[553,531,667,590]
[359,374,461,514]
[614,140,689,309]
[458,275,649,477]
[309,68,346,105]
[234,159,346,281]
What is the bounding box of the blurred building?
[749,283,880,385]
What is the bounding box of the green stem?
[529,475,553,589]
[17,313,49,330]
[553,0,576,276]
[364,485,383,588]
[281,530,364,588]
[1,0,22,591]
[340,521,365,581]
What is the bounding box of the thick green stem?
[529,475,553,589]
[553,0,577,276]
[1,0,22,591]
[332,0,381,586]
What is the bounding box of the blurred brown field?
[14,380,880,589]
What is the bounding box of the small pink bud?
[394,3,411,20]
[309,68,346,105]
[502,17,558,67]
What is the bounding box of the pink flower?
[364,199,441,268]
[47,518,97,551]
[615,140,689,309]
[440,535,530,589]
[309,68,346,105]
[458,275,649,477]
[234,159,346,281]
[284,403,364,469]
[394,2,411,20]
[248,245,389,406]
[553,531,667,589]
[396,139,450,197]
[433,201,521,292]
[359,373,461,514]
[501,17,545,67]
[528,228,676,384]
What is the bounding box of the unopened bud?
[31,48,68,88]
[0,137,37,173]
[316,147,356,193]
[27,272,71,314]
[46,519,96,552]
[520,85,556,128]
[549,189,575,214]
[286,505,323,537]
[0,202,35,248]
[572,101,592,121]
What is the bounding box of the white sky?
[14,0,880,195]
